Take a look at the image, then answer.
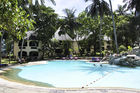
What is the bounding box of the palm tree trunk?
[75,33,80,55]
[9,52,11,64]
[20,37,25,60]
[99,16,103,58]
[0,31,4,64]
[0,36,2,64]
[99,0,104,58]
[42,44,45,59]
[109,0,119,53]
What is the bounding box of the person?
[21,58,25,63]
[100,64,103,67]
[18,57,22,64]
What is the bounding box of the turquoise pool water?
[17,60,140,89]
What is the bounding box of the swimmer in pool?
[100,64,103,67]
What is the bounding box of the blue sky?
[44,0,124,17]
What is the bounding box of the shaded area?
[77,64,120,75]
[0,68,54,88]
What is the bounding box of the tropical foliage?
[58,9,81,56]
[0,0,34,63]
[77,12,101,56]
[85,0,110,55]
[123,0,140,13]
[32,5,58,59]
[1,0,140,63]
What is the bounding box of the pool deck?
[0,60,140,93]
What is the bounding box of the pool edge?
[0,60,140,93]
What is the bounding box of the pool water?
[17,60,140,89]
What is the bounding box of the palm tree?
[17,0,56,61]
[123,0,140,16]
[59,8,81,56]
[59,9,81,39]
[109,0,119,53]
[0,31,4,64]
[116,5,127,15]
[33,6,58,59]
[17,0,56,19]
[123,0,140,46]
[85,0,110,56]
[18,0,55,7]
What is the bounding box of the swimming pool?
[16,60,140,89]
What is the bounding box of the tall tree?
[123,0,140,15]
[59,9,80,39]
[18,0,56,8]
[85,0,110,56]
[109,0,119,53]
[32,6,58,59]
[116,5,127,15]
[0,0,34,64]
[123,0,140,45]
[59,8,81,56]
[77,12,101,56]
[17,0,56,19]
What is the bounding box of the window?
[107,41,110,44]
[29,41,38,47]
[55,49,63,53]
[18,51,27,57]
[31,47,37,49]
[18,40,27,46]
[29,35,37,40]
[29,51,38,57]
[107,46,111,49]
[102,47,104,50]
[19,46,26,49]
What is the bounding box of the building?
[102,35,112,50]
[14,31,42,60]
[14,29,112,60]
[51,28,79,56]
[52,28,112,55]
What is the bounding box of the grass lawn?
[1,58,17,64]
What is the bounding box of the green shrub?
[119,45,127,53]
[96,52,100,56]
[128,46,132,51]
[102,50,108,56]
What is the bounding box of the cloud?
[45,0,91,16]
[110,0,124,11]
[45,0,124,17]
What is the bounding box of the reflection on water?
[1,60,140,89]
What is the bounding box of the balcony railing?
[31,46,37,49]
[19,47,26,49]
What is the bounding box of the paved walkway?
[0,62,140,93]
[0,77,140,93]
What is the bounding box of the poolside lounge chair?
[0,64,8,67]
[62,57,66,60]
[74,57,78,60]
[70,57,73,60]
[92,57,100,62]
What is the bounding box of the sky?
[44,0,124,17]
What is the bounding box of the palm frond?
[84,0,90,2]
[123,0,140,12]
[48,0,56,5]
[40,0,45,5]
[101,0,110,15]
[28,0,32,5]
